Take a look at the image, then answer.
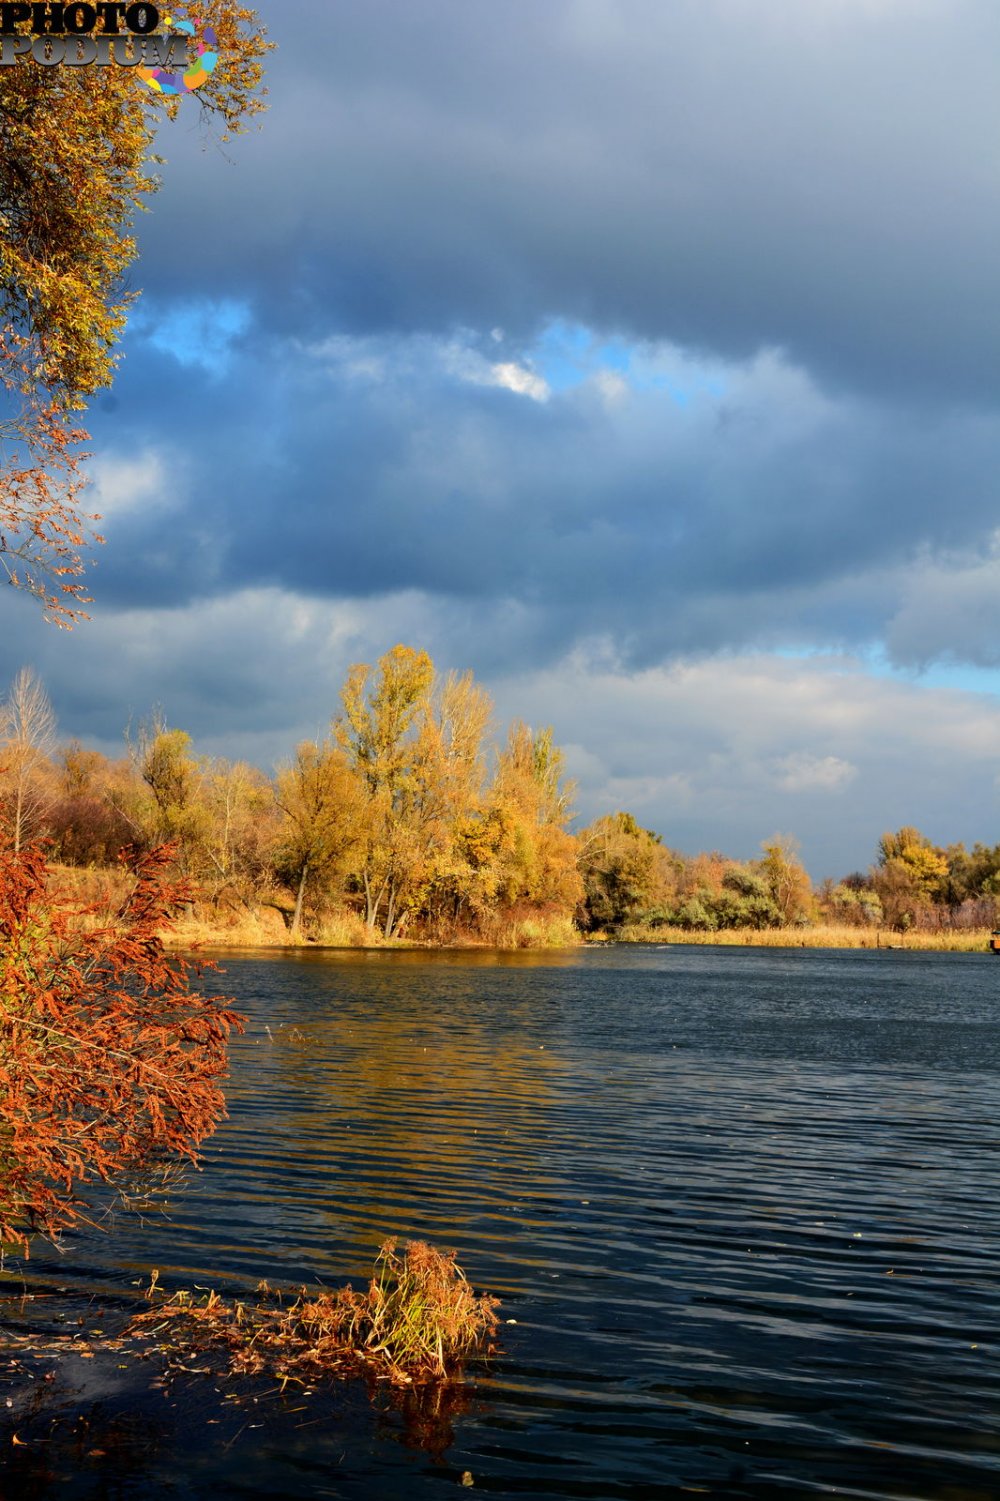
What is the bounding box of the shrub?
[0,842,243,1251]
[299,1239,500,1379]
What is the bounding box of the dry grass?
[125,1240,500,1387]
[158,908,292,949]
[169,910,584,951]
[49,864,583,950]
[47,861,132,914]
[615,923,996,953]
[45,864,294,949]
[512,913,581,948]
[315,909,389,947]
[481,911,582,948]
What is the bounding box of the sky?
[2,0,1000,879]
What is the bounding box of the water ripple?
[7,945,1000,1499]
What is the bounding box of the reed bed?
[614,924,996,953]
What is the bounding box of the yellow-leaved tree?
[337,645,447,939]
[0,5,272,621]
[474,723,584,943]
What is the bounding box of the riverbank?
[47,866,581,951]
[158,910,581,951]
[158,921,995,955]
[48,867,995,955]
[161,911,996,954]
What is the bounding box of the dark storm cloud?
[63,0,999,673]
[76,323,1000,674]
[136,0,1000,402]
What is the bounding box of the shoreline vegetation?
[149,910,997,955]
[48,864,994,955]
[6,649,1000,956]
[156,925,995,955]
[612,924,996,954]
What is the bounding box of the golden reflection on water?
[202,944,580,968]
[217,951,579,1273]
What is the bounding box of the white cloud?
[488,361,550,402]
[305,330,551,401]
[772,751,858,793]
[87,451,169,520]
[592,370,629,404]
[440,341,550,401]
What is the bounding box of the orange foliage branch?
[1,331,101,626]
[0,841,244,1250]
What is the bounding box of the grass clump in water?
[323,1237,499,1376]
[126,1240,500,1387]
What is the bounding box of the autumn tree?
[483,722,584,932]
[129,716,210,875]
[758,835,815,927]
[336,645,437,937]
[403,670,494,937]
[820,878,884,927]
[0,650,601,946]
[333,648,588,942]
[0,841,243,1249]
[0,5,272,621]
[0,665,56,852]
[200,757,277,909]
[942,842,1000,909]
[870,826,947,929]
[876,826,948,899]
[275,740,362,937]
[46,741,138,866]
[578,812,677,930]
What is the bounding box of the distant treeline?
[580,816,1000,935]
[1,650,995,941]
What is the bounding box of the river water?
[4,944,1000,1499]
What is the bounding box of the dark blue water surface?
[4,944,1000,1499]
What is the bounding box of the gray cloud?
[885,543,1000,668]
[71,326,1000,675]
[495,649,1000,876]
[136,0,1000,402]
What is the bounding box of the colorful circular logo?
[138,8,218,94]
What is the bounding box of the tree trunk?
[364,869,389,931]
[384,884,397,940]
[291,862,309,938]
